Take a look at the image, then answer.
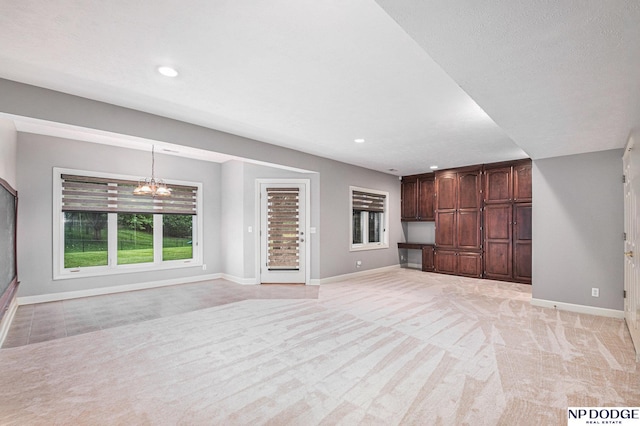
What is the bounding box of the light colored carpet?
[0,269,638,425]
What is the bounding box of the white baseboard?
[0,296,19,347]
[530,298,624,319]
[315,264,401,285]
[17,274,223,305]
[221,274,257,285]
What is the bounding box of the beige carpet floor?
[0,269,638,425]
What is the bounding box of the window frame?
[349,186,389,251]
[53,167,203,280]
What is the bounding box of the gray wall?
[532,149,624,310]
[16,133,221,297]
[0,118,17,188]
[319,161,402,276]
[2,79,402,297]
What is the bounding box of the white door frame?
[623,135,640,361]
[255,178,310,284]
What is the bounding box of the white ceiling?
[0,0,637,175]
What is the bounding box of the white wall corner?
[530,298,624,319]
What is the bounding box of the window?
[350,186,389,250]
[54,168,202,279]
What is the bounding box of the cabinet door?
[457,170,482,210]
[514,162,532,202]
[435,210,456,248]
[434,249,456,274]
[401,178,418,220]
[417,177,435,221]
[422,245,434,272]
[457,210,481,250]
[435,171,457,211]
[457,251,482,278]
[483,204,513,280]
[513,203,532,283]
[484,166,512,204]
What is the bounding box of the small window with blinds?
[350,186,389,250]
[54,168,202,279]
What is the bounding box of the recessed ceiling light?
[157,66,178,77]
[354,138,365,143]
[430,165,439,170]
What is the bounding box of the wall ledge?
[531,298,624,319]
[17,274,223,305]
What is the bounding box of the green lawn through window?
[65,246,192,267]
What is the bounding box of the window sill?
[350,244,389,252]
[53,260,202,281]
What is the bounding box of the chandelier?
[133,145,172,196]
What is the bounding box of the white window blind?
[61,174,197,215]
[352,190,386,212]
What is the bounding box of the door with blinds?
[260,182,307,284]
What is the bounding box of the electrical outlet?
[356,260,362,268]
[202,264,207,271]
[591,288,599,297]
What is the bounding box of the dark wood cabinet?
[513,203,532,283]
[484,166,512,204]
[458,252,482,278]
[435,167,482,249]
[457,210,481,250]
[434,250,456,274]
[435,172,457,211]
[514,162,532,202]
[422,245,434,272]
[484,204,513,280]
[457,169,482,209]
[401,177,417,220]
[482,160,532,284]
[434,250,482,278]
[401,174,434,221]
[435,210,456,248]
[417,177,435,221]
[404,159,531,284]
[434,167,482,276]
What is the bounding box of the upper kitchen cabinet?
[401,174,435,221]
[484,166,512,204]
[513,161,532,202]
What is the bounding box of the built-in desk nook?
[397,242,434,272]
